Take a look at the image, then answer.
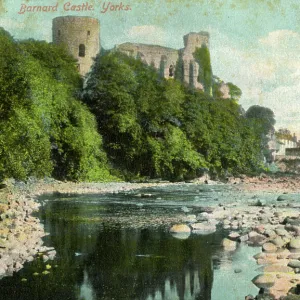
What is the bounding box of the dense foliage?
[0,27,275,182]
[83,51,268,180]
[0,29,113,181]
[245,105,276,160]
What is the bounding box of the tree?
[0,29,113,181]
[83,51,207,180]
[275,128,293,141]
[245,105,276,162]
[227,82,242,101]
[245,105,275,134]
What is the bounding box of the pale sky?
[1,0,300,138]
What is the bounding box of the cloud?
[124,25,166,45]
[210,29,300,137]
[259,30,300,48]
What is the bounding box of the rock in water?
[277,194,294,201]
[181,206,190,213]
[252,274,276,288]
[169,224,191,239]
[248,231,266,246]
[221,238,237,251]
[169,224,191,233]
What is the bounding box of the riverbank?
[0,175,300,299]
[228,174,300,193]
[0,185,55,278]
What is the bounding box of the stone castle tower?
[51,17,218,94]
[116,31,210,90]
[52,16,100,76]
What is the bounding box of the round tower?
[52,16,100,76]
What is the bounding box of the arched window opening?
[87,30,90,36]
[79,44,85,57]
[58,30,61,36]
[169,65,174,77]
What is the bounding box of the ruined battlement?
[183,31,209,51]
[116,31,211,90]
[52,16,215,92]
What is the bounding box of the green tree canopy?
[0,28,113,181]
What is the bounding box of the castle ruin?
[115,31,209,90]
[52,16,100,76]
[52,16,220,94]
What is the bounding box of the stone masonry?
[52,16,100,76]
[52,16,225,94]
[116,31,210,90]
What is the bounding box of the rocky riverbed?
[0,187,56,279]
[0,175,300,299]
[170,201,300,299]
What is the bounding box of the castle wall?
[52,19,211,90]
[116,43,179,79]
[52,16,100,76]
[182,32,209,89]
[116,31,209,89]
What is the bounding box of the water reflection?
[0,188,259,300]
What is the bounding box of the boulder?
[252,273,276,288]
[197,212,209,222]
[288,260,300,269]
[284,218,300,226]
[277,195,289,201]
[271,236,286,248]
[264,229,277,238]
[288,253,300,260]
[289,238,300,252]
[228,232,240,240]
[169,224,191,240]
[262,242,277,253]
[276,248,291,259]
[221,238,237,251]
[248,231,267,246]
[285,225,300,236]
[238,234,249,242]
[170,224,191,233]
[275,228,290,237]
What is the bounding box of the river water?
[0,184,262,300]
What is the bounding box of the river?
[0,184,262,300]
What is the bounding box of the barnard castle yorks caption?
[18,2,132,14]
